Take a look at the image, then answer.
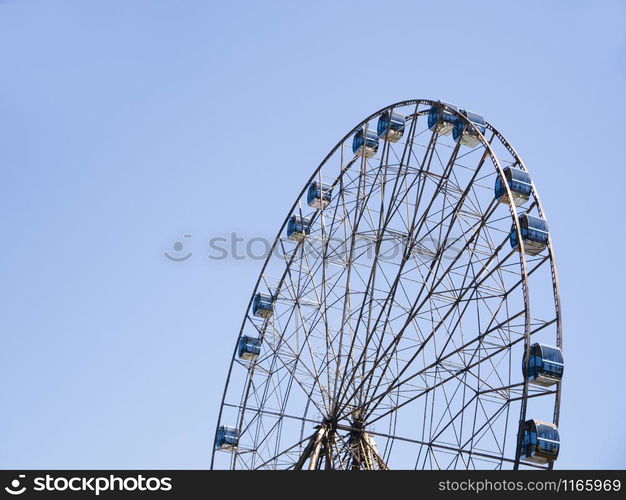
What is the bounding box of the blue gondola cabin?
[287,215,311,241]
[453,110,486,147]
[238,336,262,361]
[427,101,458,136]
[377,111,406,142]
[523,343,564,386]
[307,182,333,209]
[520,419,560,464]
[495,167,533,207]
[252,292,274,319]
[216,425,240,450]
[510,214,549,256]
[352,127,379,158]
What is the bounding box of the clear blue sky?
[0,0,624,469]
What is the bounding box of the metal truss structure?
[211,100,562,470]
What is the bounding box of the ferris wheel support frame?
[210,99,562,470]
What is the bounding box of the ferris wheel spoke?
[431,365,509,452]
[247,328,327,419]
[254,431,317,470]
[391,310,556,421]
[334,421,546,469]
[278,248,335,409]
[236,374,299,468]
[335,195,504,416]
[430,388,480,445]
[326,118,435,393]
[261,236,373,408]
[328,109,427,406]
[330,156,391,410]
[335,137,496,412]
[366,220,510,395]
[462,398,509,453]
[433,232,514,390]
[359,305,524,423]
[333,132,462,413]
[365,316,556,429]
[239,359,300,429]
[429,370,468,449]
[354,141,498,408]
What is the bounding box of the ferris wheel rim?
[211,99,562,470]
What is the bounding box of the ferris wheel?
[211,99,563,470]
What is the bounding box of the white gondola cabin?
[238,336,262,361]
[215,425,240,450]
[520,419,560,464]
[495,167,533,207]
[452,109,486,147]
[523,343,563,386]
[307,181,332,209]
[352,127,379,158]
[377,111,406,142]
[427,101,458,136]
[287,215,311,241]
[510,214,549,256]
[252,292,274,319]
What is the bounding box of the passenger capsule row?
[427,101,487,147]
[485,102,561,464]
[430,101,552,257]
[351,102,551,257]
[520,343,563,463]
[351,101,487,158]
[214,294,275,449]
[352,102,551,258]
